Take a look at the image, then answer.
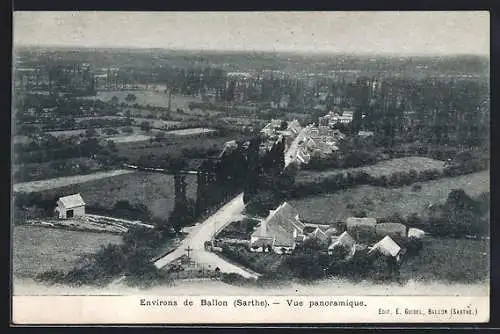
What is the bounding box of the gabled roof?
[58,194,85,208]
[329,231,355,250]
[251,202,305,247]
[407,227,425,239]
[369,235,401,257]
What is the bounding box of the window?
[66,209,74,218]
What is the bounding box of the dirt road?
[13,169,135,193]
[153,193,261,279]
[284,128,307,167]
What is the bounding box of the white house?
[368,235,402,261]
[55,194,86,219]
[328,231,356,260]
[249,202,306,254]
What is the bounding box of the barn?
[55,194,86,219]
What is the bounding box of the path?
[13,169,135,193]
[153,193,260,279]
[284,127,308,167]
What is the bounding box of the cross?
[185,246,193,259]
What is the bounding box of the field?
[130,118,183,129]
[400,237,489,283]
[47,129,103,137]
[12,157,104,183]
[14,171,198,219]
[13,169,135,193]
[290,170,490,224]
[166,128,216,136]
[89,90,203,110]
[109,134,153,143]
[115,131,246,163]
[297,157,446,183]
[44,127,154,143]
[12,225,122,278]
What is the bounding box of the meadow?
[12,225,122,278]
[88,89,207,110]
[13,169,135,193]
[296,157,446,184]
[399,237,489,283]
[14,171,198,219]
[289,170,490,224]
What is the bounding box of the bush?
[121,127,134,134]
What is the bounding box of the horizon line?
[13,44,490,58]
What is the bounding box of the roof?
[329,231,355,249]
[58,194,85,208]
[375,223,407,237]
[251,202,305,247]
[250,236,274,248]
[408,227,425,239]
[369,236,401,257]
[346,217,377,228]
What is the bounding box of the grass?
[115,132,243,162]
[15,171,198,219]
[289,170,490,224]
[297,157,446,183]
[12,157,104,183]
[216,218,260,240]
[13,169,135,193]
[166,128,216,136]
[12,225,122,278]
[86,90,203,110]
[400,237,489,283]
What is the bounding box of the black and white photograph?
[11,11,490,324]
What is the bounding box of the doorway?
[66,209,74,218]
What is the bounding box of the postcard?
[11,11,490,325]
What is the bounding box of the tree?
[169,201,195,234]
[140,121,152,133]
[111,96,119,104]
[121,127,134,134]
[125,93,137,103]
[85,128,98,138]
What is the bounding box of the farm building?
[54,193,86,219]
[346,217,377,243]
[375,223,407,240]
[368,235,402,260]
[407,227,426,239]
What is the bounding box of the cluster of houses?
[248,201,425,263]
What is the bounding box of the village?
[11,44,489,292]
[23,108,426,283]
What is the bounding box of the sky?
[13,11,490,55]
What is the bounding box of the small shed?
[55,194,86,219]
[407,227,426,239]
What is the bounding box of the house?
[55,194,86,219]
[368,235,402,260]
[346,217,377,242]
[328,231,356,260]
[407,227,425,239]
[260,119,283,137]
[219,140,238,158]
[287,119,302,135]
[358,131,374,139]
[249,202,306,254]
[293,148,311,165]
